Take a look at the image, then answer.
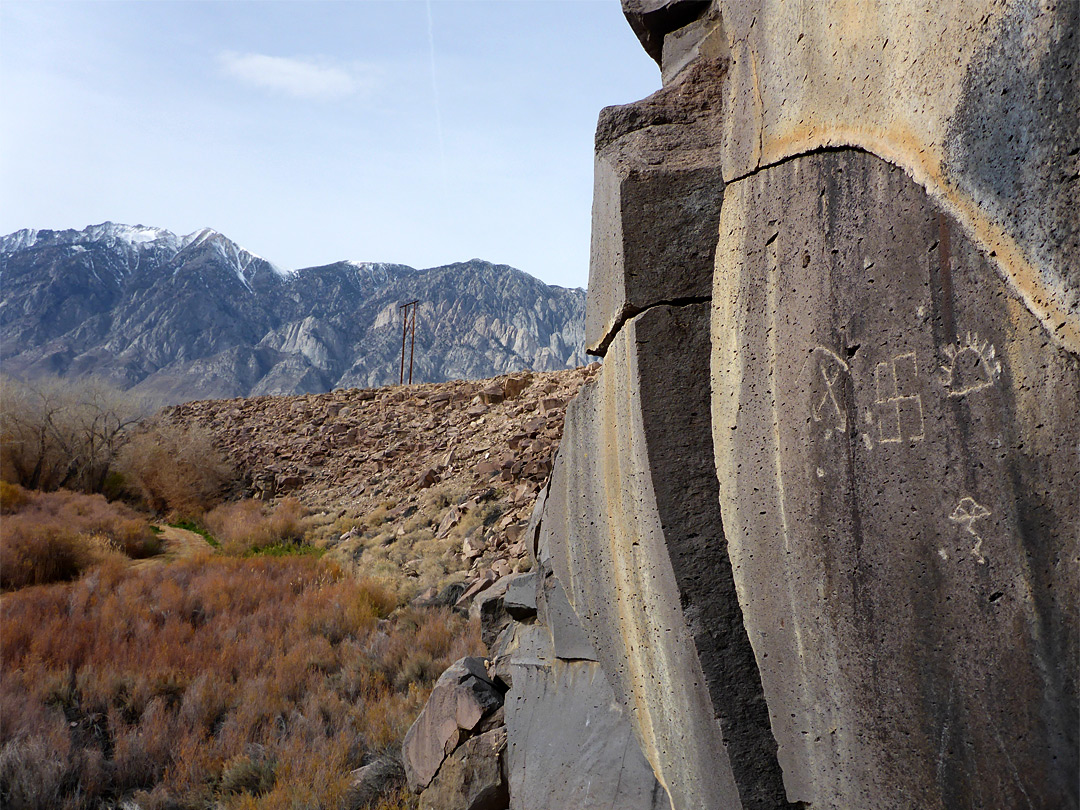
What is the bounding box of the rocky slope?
[157,365,599,599]
[0,223,586,404]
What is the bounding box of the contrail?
[426,0,448,189]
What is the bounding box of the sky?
[0,1,661,289]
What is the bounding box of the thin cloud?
[219,51,372,100]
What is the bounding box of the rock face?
[0,224,587,404]
[713,147,1078,808]
[496,571,668,810]
[476,3,1078,810]
[403,657,504,792]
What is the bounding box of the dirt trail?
[131,525,212,570]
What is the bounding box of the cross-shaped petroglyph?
[809,348,850,437]
[873,351,925,443]
[949,496,991,564]
[942,332,1001,397]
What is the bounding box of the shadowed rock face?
[713,148,1078,808]
[511,1,1078,809]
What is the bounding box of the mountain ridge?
[0,222,587,404]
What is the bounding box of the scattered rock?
[502,375,532,400]
[416,468,439,489]
[479,384,505,405]
[455,570,500,609]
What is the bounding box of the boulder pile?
[162,365,599,594]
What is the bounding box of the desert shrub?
[219,751,277,796]
[0,556,481,809]
[0,523,90,590]
[204,498,307,556]
[0,375,144,493]
[0,488,160,590]
[0,480,30,514]
[115,420,236,517]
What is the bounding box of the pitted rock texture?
[538,303,794,810]
[511,3,1078,809]
[498,592,668,810]
[587,59,726,354]
[712,148,1079,809]
[710,0,1078,351]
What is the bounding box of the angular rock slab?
[586,62,725,354]
[501,622,668,810]
[712,149,1079,809]
[419,727,509,810]
[541,303,790,809]
[538,573,597,662]
[503,572,538,621]
[403,657,504,791]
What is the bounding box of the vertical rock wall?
[524,1,1078,809]
[713,149,1078,808]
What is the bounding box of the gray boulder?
[402,657,504,792]
[418,727,509,810]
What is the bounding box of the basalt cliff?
[405,3,1078,809]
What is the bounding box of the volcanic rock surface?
[431,3,1079,810]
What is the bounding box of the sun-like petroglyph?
[949,496,992,564]
[942,332,1002,397]
[808,347,851,438]
[873,351,925,444]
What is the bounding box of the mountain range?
[0,223,587,404]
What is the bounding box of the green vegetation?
[168,518,220,548]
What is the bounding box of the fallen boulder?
[402,657,504,791]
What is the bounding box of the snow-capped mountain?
[0,222,587,404]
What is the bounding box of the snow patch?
[0,229,41,253]
[85,222,182,252]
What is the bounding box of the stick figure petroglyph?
[949,497,991,564]
[809,348,850,436]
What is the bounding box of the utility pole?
[399,300,419,385]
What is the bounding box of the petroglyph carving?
[808,348,850,436]
[873,352,925,443]
[942,333,1002,397]
[949,497,991,564]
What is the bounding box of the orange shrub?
[0,480,29,514]
[203,497,306,555]
[114,421,235,518]
[0,523,89,590]
[0,556,482,809]
[0,489,159,590]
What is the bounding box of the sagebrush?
[0,555,483,809]
[0,485,160,590]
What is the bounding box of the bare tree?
[0,375,147,492]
